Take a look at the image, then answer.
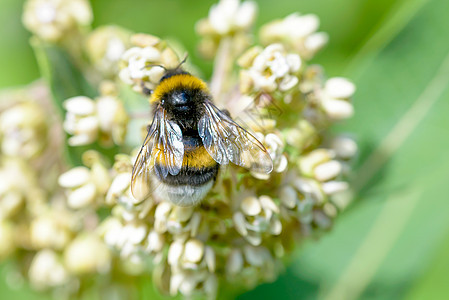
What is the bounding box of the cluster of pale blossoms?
[196,0,257,59]
[0,85,112,298]
[0,0,357,299]
[103,0,357,299]
[22,0,92,42]
[119,34,180,93]
[63,82,128,147]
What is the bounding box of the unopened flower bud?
[28,250,69,290]
[64,234,111,275]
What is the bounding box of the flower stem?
[210,36,233,104]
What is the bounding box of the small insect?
[131,65,273,206]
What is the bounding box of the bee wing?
[198,101,273,174]
[131,108,184,201]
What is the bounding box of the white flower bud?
[58,166,102,209]
[63,96,95,115]
[280,185,297,209]
[183,239,205,264]
[233,212,248,236]
[325,77,356,99]
[63,97,99,146]
[260,195,279,214]
[101,217,123,247]
[322,181,349,195]
[321,98,354,120]
[170,273,184,296]
[243,245,267,267]
[64,234,111,275]
[28,250,69,290]
[245,233,262,246]
[148,66,165,83]
[124,224,147,244]
[96,96,119,131]
[313,160,342,181]
[298,149,334,176]
[331,136,358,159]
[146,230,165,253]
[270,218,282,235]
[106,172,131,204]
[226,249,243,275]
[205,247,216,272]
[154,202,173,233]
[241,196,262,216]
[291,14,320,37]
[179,272,203,295]
[74,116,99,133]
[241,43,301,94]
[279,75,299,91]
[169,206,194,223]
[305,32,329,53]
[293,177,325,204]
[323,203,338,218]
[67,182,97,209]
[168,240,184,266]
[260,13,326,59]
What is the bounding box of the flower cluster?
[0,84,114,297]
[0,101,48,159]
[260,13,328,59]
[58,151,111,209]
[119,34,180,93]
[85,26,132,79]
[22,0,92,42]
[196,0,257,59]
[4,0,359,299]
[239,43,302,94]
[63,83,128,147]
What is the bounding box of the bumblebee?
[131,67,273,206]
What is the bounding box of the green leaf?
[31,38,118,166]
[31,38,97,113]
[405,227,449,299]
[0,0,40,88]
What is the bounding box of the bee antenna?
[176,53,188,70]
[141,63,167,71]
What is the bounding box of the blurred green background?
[1,0,449,299]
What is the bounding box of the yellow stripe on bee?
[182,145,217,168]
[150,74,209,104]
[154,144,217,169]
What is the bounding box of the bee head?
[152,69,210,120]
[163,88,195,114]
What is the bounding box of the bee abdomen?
[160,165,219,186]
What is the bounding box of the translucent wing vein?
[131,108,184,201]
[198,102,273,174]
